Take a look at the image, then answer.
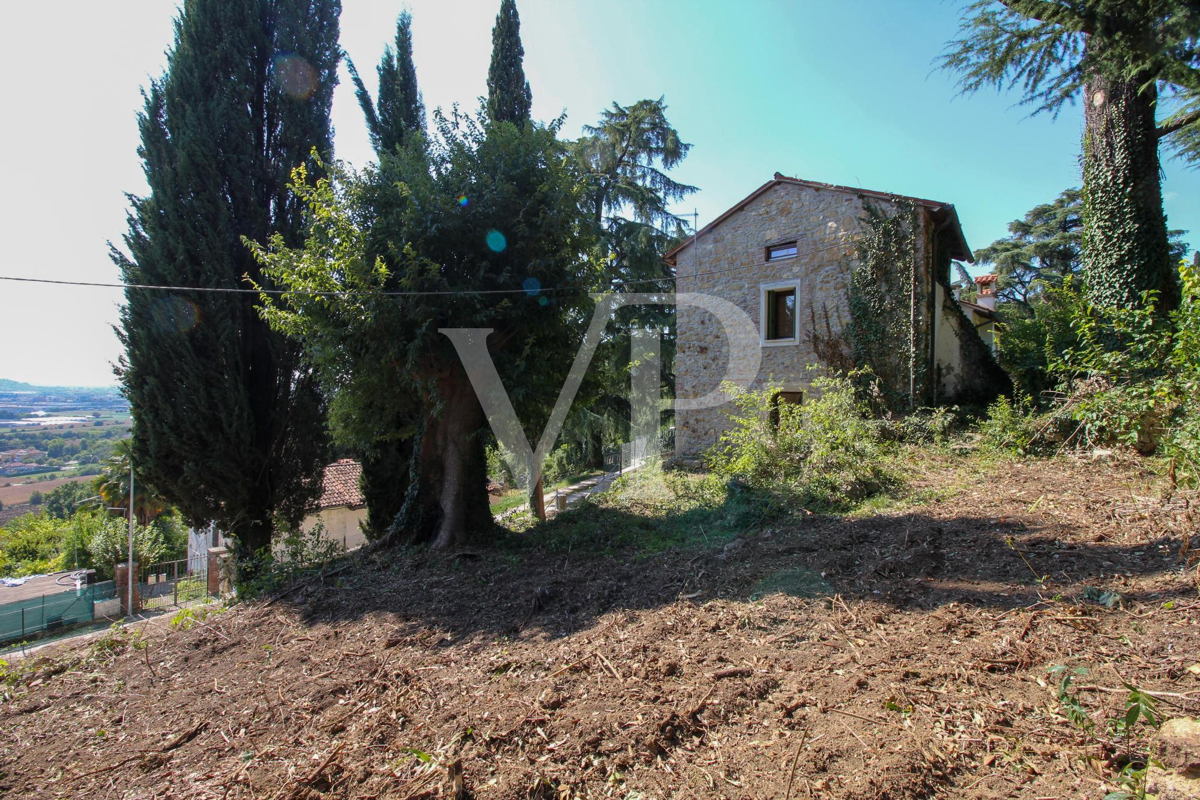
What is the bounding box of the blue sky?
[1,0,1197,386]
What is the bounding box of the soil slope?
[2,454,1198,799]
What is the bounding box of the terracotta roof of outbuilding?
[665,172,973,264]
[317,459,365,510]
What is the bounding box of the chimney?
[975,273,997,310]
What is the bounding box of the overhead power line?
[0,231,863,298]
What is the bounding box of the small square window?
[764,287,796,341]
[767,242,797,261]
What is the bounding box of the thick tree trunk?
[397,368,493,550]
[1081,69,1178,310]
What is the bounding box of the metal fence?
[139,559,208,610]
[0,580,116,644]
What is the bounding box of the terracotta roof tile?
[317,459,364,510]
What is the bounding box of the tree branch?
[1158,108,1200,139]
[998,0,1093,34]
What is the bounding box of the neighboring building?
[959,273,997,353]
[302,459,368,552]
[0,449,44,464]
[668,173,1007,458]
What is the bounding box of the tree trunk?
[1081,69,1178,311]
[402,369,493,549]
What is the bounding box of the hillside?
[1,454,1197,798]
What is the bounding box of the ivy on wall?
[845,201,924,411]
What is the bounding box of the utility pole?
[127,460,134,616]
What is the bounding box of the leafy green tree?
[28,491,43,506]
[86,515,167,579]
[486,0,532,125]
[44,481,94,520]
[0,514,69,576]
[348,10,424,155]
[114,0,339,562]
[251,113,594,549]
[942,1,1200,312]
[977,188,1189,314]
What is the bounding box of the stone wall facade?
[673,181,939,459]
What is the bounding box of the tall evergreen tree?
[486,0,533,125]
[349,10,424,155]
[113,0,340,562]
[347,9,427,536]
[941,0,1200,312]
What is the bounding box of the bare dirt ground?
[1,452,1198,799]
[0,474,91,507]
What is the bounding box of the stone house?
[668,173,1007,459]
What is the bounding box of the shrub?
[978,395,1039,454]
[893,406,960,445]
[543,443,584,485]
[28,491,43,506]
[705,372,897,512]
[235,522,346,599]
[86,515,166,578]
[1048,260,1200,484]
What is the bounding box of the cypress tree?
[486,0,532,125]
[113,0,340,563]
[349,10,424,155]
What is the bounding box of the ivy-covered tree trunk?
[1081,70,1178,311]
[381,367,492,549]
[416,370,493,549]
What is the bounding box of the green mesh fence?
[0,581,116,644]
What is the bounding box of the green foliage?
[43,481,94,520]
[1049,261,1200,482]
[847,202,923,410]
[348,10,424,155]
[27,491,43,506]
[978,395,1039,455]
[976,189,1083,312]
[1048,664,1093,732]
[486,0,532,125]
[941,2,1198,313]
[86,515,166,578]
[114,0,338,560]
[0,514,71,576]
[705,373,897,513]
[251,111,594,547]
[888,406,961,446]
[235,523,345,599]
[542,443,584,486]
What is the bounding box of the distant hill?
[0,379,120,394]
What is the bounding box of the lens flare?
[523,277,541,296]
[150,296,200,335]
[273,54,318,100]
[486,230,507,253]
[457,195,469,207]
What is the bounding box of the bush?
[543,443,584,486]
[236,523,346,599]
[86,515,166,578]
[978,395,1040,454]
[892,406,960,445]
[705,372,897,512]
[28,491,43,506]
[1048,260,1200,484]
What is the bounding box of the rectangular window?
[764,287,796,341]
[769,391,804,429]
[767,242,798,261]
